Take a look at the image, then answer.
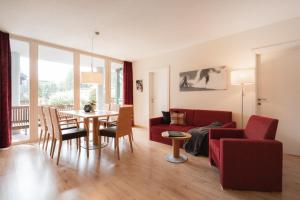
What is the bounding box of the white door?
[257,47,300,155]
[149,69,169,118]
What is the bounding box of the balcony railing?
[12,105,30,131]
[11,105,74,131]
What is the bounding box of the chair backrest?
[245,115,279,140]
[110,103,120,112]
[104,103,110,111]
[49,107,62,140]
[55,104,74,120]
[123,104,134,125]
[38,106,47,130]
[43,107,53,137]
[116,106,133,137]
[110,103,120,121]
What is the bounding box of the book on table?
[167,131,184,137]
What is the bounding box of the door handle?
[257,98,267,106]
[257,98,267,101]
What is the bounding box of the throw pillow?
[162,111,171,124]
[170,111,186,125]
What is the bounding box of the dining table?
[59,109,118,149]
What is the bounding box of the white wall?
[133,17,300,128]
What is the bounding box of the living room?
[1,1,300,200]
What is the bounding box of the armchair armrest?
[220,139,282,191]
[221,121,237,128]
[149,117,163,126]
[209,128,244,140]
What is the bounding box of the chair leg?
[76,138,79,150]
[129,134,133,153]
[131,132,134,141]
[78,138,81,153]
[56,140,62,165]
[115,138,120,160]
[42,131,47,149]
[51,139,57,159]
[98,135,101,157]
[45,133,50,151]
[39,129,43,145]
[50,138,54,157]
[86,137,89,158]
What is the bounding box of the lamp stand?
[241,83,244,128]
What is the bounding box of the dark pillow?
[162,111,171,124]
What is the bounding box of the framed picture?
[179,66,227,91]
[136,80,143,92]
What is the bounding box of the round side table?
[161,131,191,163]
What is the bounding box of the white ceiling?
[1,0,300,61]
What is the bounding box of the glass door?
[38,45,74,107]
[111,62,123,104]
[10,39,30,143]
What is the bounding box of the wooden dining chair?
[38,106,48,147]
[43,106,80,152]
[123,104,134,141]
[43,106,54,153]
[98,106,133,160]
[104,103,120,127]
[49,107,89,165]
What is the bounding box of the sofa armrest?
[209,128,244,140]
[221,121,237,128]
[149,117,163,126]
[220,139,282,191]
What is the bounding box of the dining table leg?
[92,117,99,145]
[84,118,90,133]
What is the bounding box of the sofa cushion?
[170,108,195,125]
[170,111,186,125]
[193,110,232,127]
[162,111,171,124]
[210,139,220,166]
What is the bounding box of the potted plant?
[84,100,96,112]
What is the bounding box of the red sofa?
[209,115,282,191]
[150,108,236,146]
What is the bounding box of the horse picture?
[179,66,227,91]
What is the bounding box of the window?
[38,46,74,106]
[10,39,30,142]
[111,62,123,104]
[80,55,106,110]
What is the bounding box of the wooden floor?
[0,128,300,200]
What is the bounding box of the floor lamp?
[231,69,255,128]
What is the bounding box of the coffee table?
[161,131,191,163]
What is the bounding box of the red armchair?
[209,115,282,191]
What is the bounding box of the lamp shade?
[231,69,255,85]
[81,72,102,84]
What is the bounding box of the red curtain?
[123,61,133,105]
[0,31,12,148]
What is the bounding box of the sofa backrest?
[170,108,232,126]
[245,115,279,140]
